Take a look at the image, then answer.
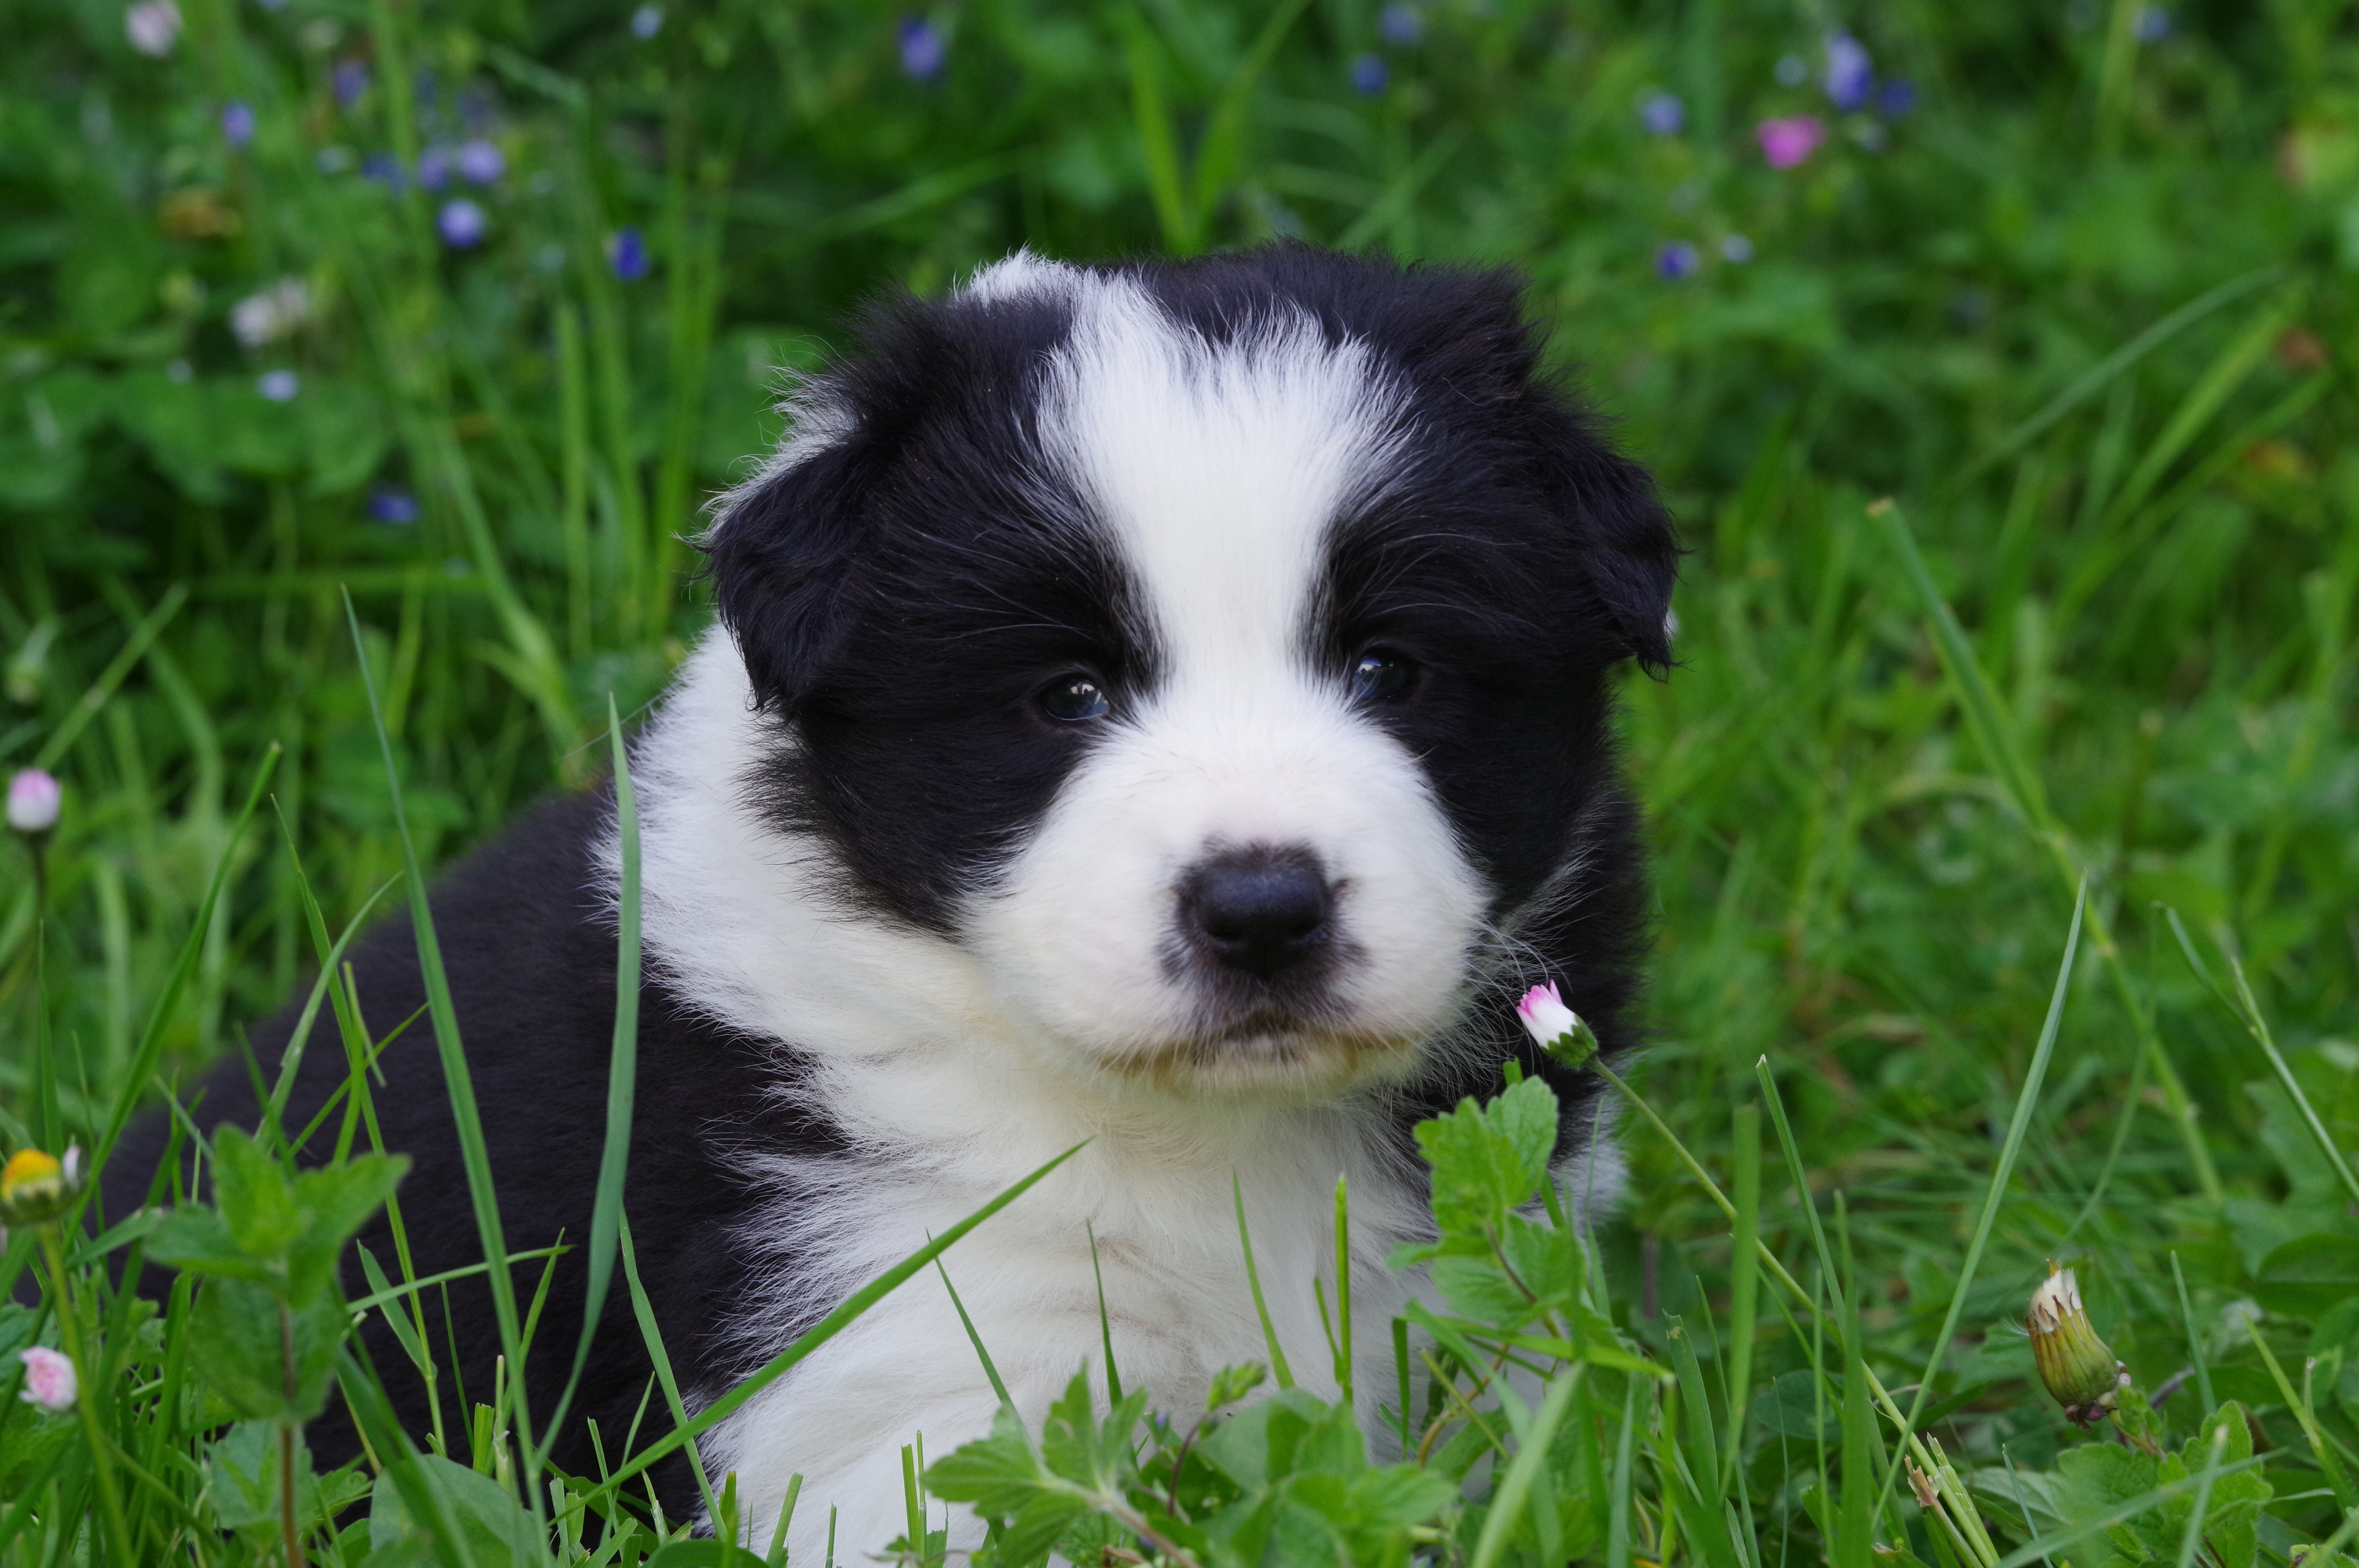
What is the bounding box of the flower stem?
[37,1223,138,1567]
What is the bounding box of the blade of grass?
[1469,1367,1583,1568]
[2242,1303,2359,1512]
[1233,1172,1296,1390]
[2168,1252,2214,1414]
[538,696,645,1463]
[28,583,187,772]
[616,1211,720,1521]
[1185,0,1314,225]
[2163,909,2359,1212]
[1723,1101,1759,1488]
[1120,10,1191,251]
[344,589,544,1524]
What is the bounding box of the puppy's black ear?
[701,417,892,715]
[1387,262,1679,674]
[1543,419,1680,675]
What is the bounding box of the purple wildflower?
[1639,90,1685,135]
[417,145,452,189]
[436,197,487,248]
[368,487,420,524]
[1822,33,1872,111]
[455,139,503,184]
[2134,7,2169,40]
[332,59,367,106]
[1377,3,1422,45]
[898,16,945,81]
[361,152,404,190]
[630,4,662,38]
[256,369,300,402]
[1350,53,1388,94]
[1655,241,1700,281]
[1878,78,1915,116]
[608,227,649,281]
[220,100,257,147]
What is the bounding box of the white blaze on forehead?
[1042,283,1403,697]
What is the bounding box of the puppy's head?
[705,248,1674,1097]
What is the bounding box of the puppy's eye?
[1037,675,1111,723]
[1349,650,1415,703]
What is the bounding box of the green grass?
[4,0,2359,1563]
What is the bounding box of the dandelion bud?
[16,1347,76,1411]
[2027,1263,2129,1425]
[1514,982,1600,1069]
[0,1146,85,1226]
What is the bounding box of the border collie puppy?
[114,244,1675,1556]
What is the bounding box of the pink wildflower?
[17,1347,75,1412]
[7,769,59,834]
[1514,982,1580,1047]
[1756,115,1826,170]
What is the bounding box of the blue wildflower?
[417,145,452,189]
[368,487,420,524]
[2134,6,2169,40]
[256,369,300,402]
[220,100,257,147]
[898,16,946,81]
[1350,53,1388,94]
[631,4,662,38]
[1720,233,1754,263]
[609,227,650,281]
[1378,3,1422,45]
[1822,32,1872,111]
[1655,241,1700,281]
[437,198,487,248]
[455,139,503,184]
[361,152,404,190]
[1878,78,1915,116]
[1639,90,1685,135]
[332,60,367,107]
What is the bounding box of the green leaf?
[185,1278,345,1421]
[927,1402,1094,1568]
[2254,1233,2359,1320]
[205,1421,363,1536]
[146,1208,275,1284]
[1428,1254,1533,1327]
[1414,1076,1558,1239]
[1198,1390,1366,1491]
[368,1452,545,1564]
[285,1154,408,1305]
[212,1126,306,1263]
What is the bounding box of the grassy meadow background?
[4,0,2359,1563]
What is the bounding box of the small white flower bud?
[7,769,59,834]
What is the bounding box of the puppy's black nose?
[1182,850,1333,979]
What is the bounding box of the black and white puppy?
[120,245,1676,1556]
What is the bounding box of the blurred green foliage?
[5,0,2359,1561]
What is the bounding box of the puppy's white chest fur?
[614,640,1427,1557]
